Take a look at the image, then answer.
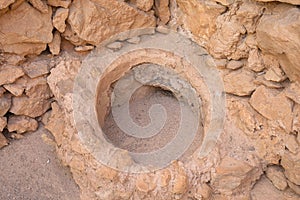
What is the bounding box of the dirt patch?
[0,126,80,200]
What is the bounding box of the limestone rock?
[47,0,71,8]
[285,82,300,105]
[250,86,293,132]
[154,0,170,24]
[74,45,94,52]
[195,183,212,200]
[0,132,8,149]
[0,87,5,97]
[265,165,287,191]
[24,60,50,79]
[178,0,225,44]
[264,66,287,82]
[285,134,299,154]
[281,150,300,185]
[292,104,300,134]
[213,0,234,6]
[10,95,51,118]
[130,0,153,12]
[48,31,61,55]
[226,60,244,70]
[67,0,156,45]
[211,156,261,195]
[7,115,38,134]
[0,65,24,86]
[25,77,52,99]
[53,8,68,33]
[28,0,48,13]
[136,173,157,193]
[287,180,300,196]
[256,6,300,82]
[0,2,53,55]
[224,69,257,96]
[0,116,7,131]
[256,0,300,5]
[0,94,11,116]
[0,0,15,9]
[247,48,265,72]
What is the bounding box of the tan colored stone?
[67,0,156,45]
[25,77,52,99]
[136,173,157,193]
[61,23,86,46]
[28,0,48,13]
[0,87,5,97]
[172,165,188,195]
[257,6,300,82]
[265,165,287,191]
[0,65,24,86]
[47,0,71,8]
[213,0,234,6]
[24,60,50,79]
[281,150,300,185]
[285,82,300,105]
[154,0,170,24]
[10,95,51,118]
[285,134,299,154]
[226,60,244,70]
[264,66,287,82]
[1,54,25,65]
[256,0,300,5]
[0,94,11,116]
[293,104,300,134]
[247,48,265,72]
[254,76,284,89]
[0,116,7,131]
[130,0,153,12]
[45,102,65,146]
[0,0,15,9]
[48,31,61,56]
[0,2,53,55]
[287,180,300,196]
[250,86,293,132]
[195,183,212,199]
[178,0,225,44]
[53,8,68,33]
[74,45,94,52]
[212,156,261,195]
[0,132,8,149]
[224,69,257,96]
[7,115,38,134]
[158,169,171,187]
[3,84,23,97]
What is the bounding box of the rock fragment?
[47,0,71,8]
[0,132,8,149]
[53,8,68,33]
[0,94,11,116]
[265,165,287,191]
[48,31,61,56]
[0,116,7,131]
[28,0,48,13]
[281,150,300,185]
[24,60,50,79]
[7,115,38,134]
[0,65,24,86]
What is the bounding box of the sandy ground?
[0,126,80,200]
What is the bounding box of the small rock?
[106,42,123,50]
[226,60,244,70]
[247,48,265,72]
[285,82,300,105]
[52,8,69,33]
[0,132,8,149]
[41,110,52,126]
[25,77,52,99]
[10,95,51,118]
[265,165,287,191]
[0,94,11,116]
[0,116,7,131]
[0,65,24,86]
[214,59,227,69]
[136,173,157,193]
[264,66,287,82]
[48,31,61,55]
[74,45,94,52]
[2,54,25,65]
[7,115,38,134]
[0,87,5,97]
[24,60,50,79]
[254,76,283,89]
[250,86,293,133]
[158,169,171,187]
[287,180,300,196]
[0,0,15,9]
[154,0,170,24]
[195,183,212,199]
[281,150,300,185]
[224,69,256,96]
[47,0,71,8]
[285,134,299,154]
[130,0,153,12]
[28,0,48,13]
[127,37,141,44]
[156,25,170,34]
